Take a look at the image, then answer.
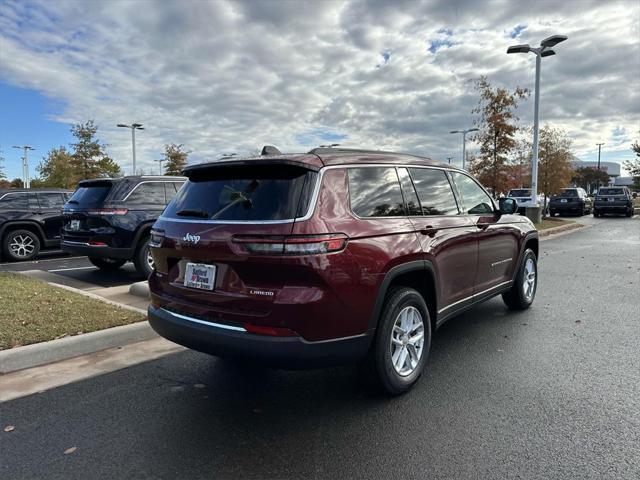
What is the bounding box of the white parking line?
[48,266,97,272]
[0,255,84,266]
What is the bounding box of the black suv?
[61,176,185,276]
[593,186,634,217]
[0,189,72,261]
[548,187,592,216]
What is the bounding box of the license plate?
[560,199,567,203]
[68,219,80,231]
[608,198,614,202]
[184,263,216,291]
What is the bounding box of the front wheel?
[502,249,537,310]
[363,287,431,395]
[88,257,126,271]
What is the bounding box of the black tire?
[502,249,537,310]
[2,229,41,261]
[362,287,432,395]
[133,236,154,278]
[88,256,126,271]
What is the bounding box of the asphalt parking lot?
[1,215,639,479]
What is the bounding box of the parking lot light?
[450,128,478,170]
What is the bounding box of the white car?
[506,189,547,214]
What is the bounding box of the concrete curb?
[539,221,585,239]
[129,281,150,299]
[0,279,155,374]
[0,321,157,374]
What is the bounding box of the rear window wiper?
[67,200,79,204]
[176,209,209,218]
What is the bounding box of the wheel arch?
[368,261,439,333]
[132,221,156,253]
[0,221,46,243]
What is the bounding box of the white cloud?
[0,0,638,176]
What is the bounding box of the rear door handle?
[419,225,438,236]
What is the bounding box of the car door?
[36,192,67,240]
[401,167,478,314]
[449,171,519,297]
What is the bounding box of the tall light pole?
[117,123,144,175]
[507,34,568,220]
[596,143,604,191]
[154,158,165,175]
[12,145,35,188]
[450,128,478,169]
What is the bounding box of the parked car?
[146,147,539,394]
[548,188,592,216]
[61,175,186,276]
[506,188,547,214]
[0,188,72,261]
[593,186,635,217]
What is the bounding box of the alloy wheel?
[390,306,425,377]
[522,257,536,301]
[9,234,36,259]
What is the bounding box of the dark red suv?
[147,148,538,393]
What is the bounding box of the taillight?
[232,233,348,255]
[87,208,129,215]
[149,229,165,247]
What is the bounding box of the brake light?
[88,241,108,246]
[232,233,348,255]
[243,324,297,336]
[87,208,128,215]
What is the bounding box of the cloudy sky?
[1,0,639,179]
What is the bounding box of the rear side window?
[450,172,494,214]
[126,182,166,205]
[409,168,459,215]
[38,193,66,208]
[164,165,316,221]
[67,184,112,207]
[348,167,405,217]
[0,193,37,209]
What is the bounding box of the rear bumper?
[594,204,630,213]
[61,240,133,260]
[549,203,584,213]
[147,304,372,368]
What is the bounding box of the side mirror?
[498,197,517,215]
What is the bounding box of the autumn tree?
[37,147,76,188]
[10,178,23,188]
[468,76,529,196]
[537,125,574,215]
[70,120,121,181]
[571,167,610,194]
[623,141,640,189]
[161,143,189,175]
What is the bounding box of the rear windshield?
[598,188,624,196]
[559,189,579,198]
[163,165,317,221]
[508,189,531,197]
[66,183,112,207]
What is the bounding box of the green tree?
[37,146,76,188]
[468,76,529,196]
[161,143,189,175]
[623,141,640,189]
[571,167,610,194]
[70,120,121,181]
[537,125,575,215]
[10,178,23,188]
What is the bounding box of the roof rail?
[261,145,282,155]
[308,147,399,155]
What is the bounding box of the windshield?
[508,189,531,197]
[66,183,112,207]
[598,188,624,196]
[164,165,317,221]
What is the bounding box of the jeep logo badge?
[182,233,201,244]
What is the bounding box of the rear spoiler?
[183,158,322,177]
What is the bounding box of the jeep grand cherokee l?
[549,187,592,216]
[593,186,634,217]
[61,175,185,276]
[147,148,539,394]
[0,189,72,261]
